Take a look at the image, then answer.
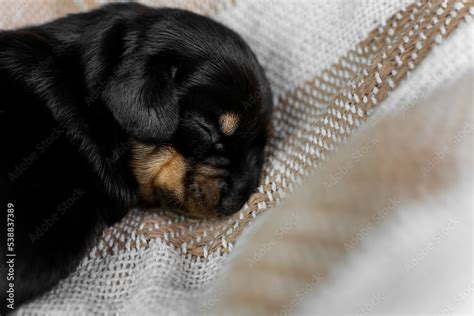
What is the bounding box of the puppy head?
[125,9,273,217]
[131,60,272,217]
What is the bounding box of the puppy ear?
[102,57,180,142]
[84,20,180,143]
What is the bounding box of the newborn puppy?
[0,3,272,310]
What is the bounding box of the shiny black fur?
[0,3,272,312]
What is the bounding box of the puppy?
[0,3,272,311]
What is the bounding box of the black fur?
[0,3,272,312]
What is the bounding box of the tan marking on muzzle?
[219,112,239,135]
[131,143,226,218]
[131,143,187,204]
[183,172,222,217]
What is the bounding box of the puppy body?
[0,3,272,310]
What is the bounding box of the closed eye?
[180,115,214,143]
[195,120,214,143]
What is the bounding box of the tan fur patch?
[183,171,222,217]
[131,143,187,204]
[219,112,239,135]
[131,144,224,217]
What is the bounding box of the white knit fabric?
[207,20,473,315]
[22,239,224,315]
[215,0,414,97]
[4,0,472,314]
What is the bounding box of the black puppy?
[0,3,272,311]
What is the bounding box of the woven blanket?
[1,0,472,315]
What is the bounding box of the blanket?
[0,0,472,315]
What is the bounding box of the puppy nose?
[216,169,257,216]
[218,195,245,215]
[217,181,248,215]
[214,142,224,152]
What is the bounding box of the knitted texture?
[0,0,472,314]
